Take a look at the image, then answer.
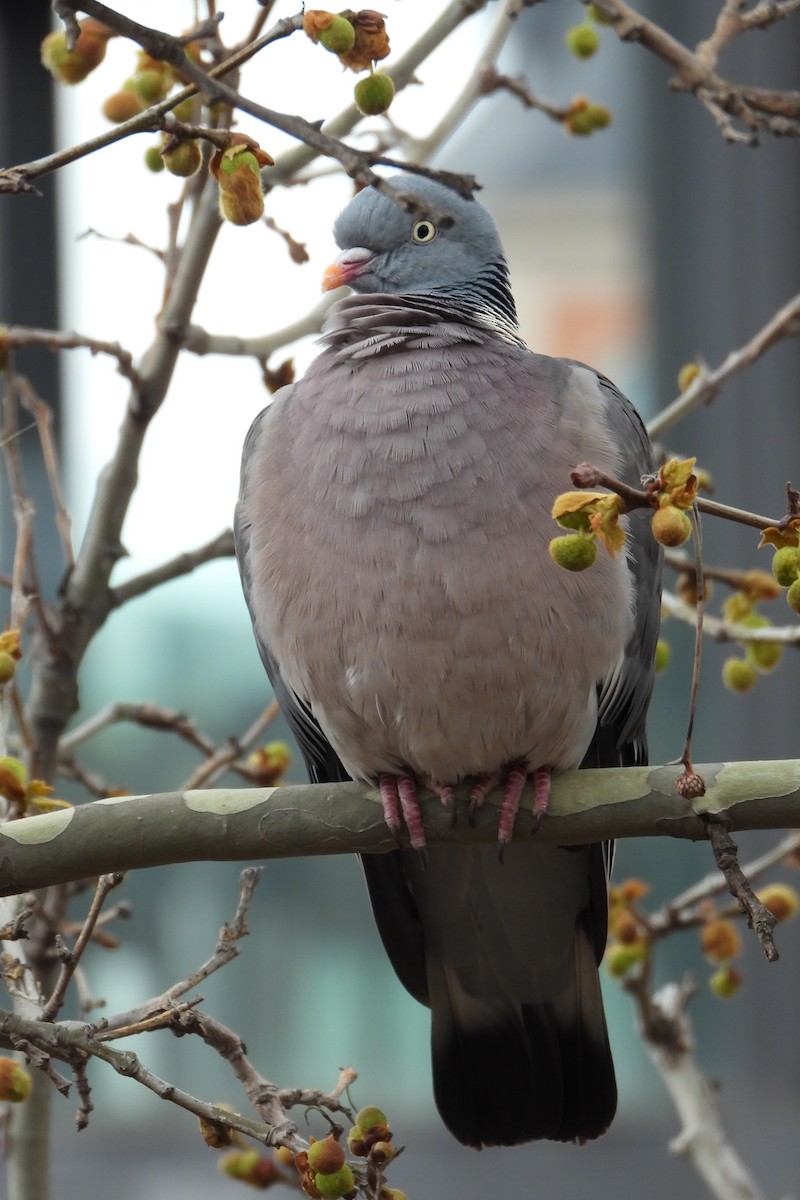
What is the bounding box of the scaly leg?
[378,772,427,852]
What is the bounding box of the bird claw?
[468,773,501,824]
[379,772,428,854]
[380,764,553,859]
[497,764,553,858]
[531,765,552,829]
[431,780,458,827]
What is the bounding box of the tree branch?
[661,588,800,645]
[109,529,235,606]
[633,978,767,1200]
[0,326,140,386]
[1,760,799,896]
[588,0,800,142]
[648,291,800,441]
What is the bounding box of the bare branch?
[97,867,262,1038]
[178,700,280,790]
[661,589,800,645]
[649,291,800,440]
[2,761,800,896]
[42,873,125,1021]
[589,0,800,141]
[632,979,767,1200]
[570,462,780,531]
[110,529,235,606]
[657,829,800,919]
[16,378,75,569]
[59,702,216,757]
[178,297,337,361]
[0,326,140,386]
[704,816,778,961]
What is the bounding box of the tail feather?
[363,841,616,1147]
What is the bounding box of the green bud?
[565,23,600,59]
[548,533,598,572]
[354,73,395,116]
[772,545,800,588]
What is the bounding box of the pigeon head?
[323,173,519,337]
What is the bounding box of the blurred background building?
[1,2,799,1197]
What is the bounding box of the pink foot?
[531,765,552,830]
[378,772,427,852]
[468,772,501,822]
[497,765,527,850]
[494,764,554,860]
[431,780,457,825]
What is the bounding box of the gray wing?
[234,394,351,786]
[581,371,663,771]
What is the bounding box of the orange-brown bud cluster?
[41,19,114,85]
[210,136,274,226]
[605,880,649,979]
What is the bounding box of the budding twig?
[570,462,779,531]
[42,873,125,1021]
[704,816,779,962]
[676,505,706,791]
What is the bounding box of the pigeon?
[234,173,662,1148]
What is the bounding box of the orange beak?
[321,247,377,292]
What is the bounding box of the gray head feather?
[333,173,520,339]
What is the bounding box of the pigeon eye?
[411,220,437,244]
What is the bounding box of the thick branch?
[589,0,800,141]
[1,760,799,896]
[23,182,223,780]
[635,980,766,1200]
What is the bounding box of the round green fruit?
[162,139,201,177]
[709,966,741,999]
[355,1106,388,1135]
[654,639,670,674]
[144,144,165,173]
[721,657,757,693]
[354,73,395,116]
[745,638,782,673]
[585,103,611,129]
[604,942,644,978]
[319,16,356,54]
[565,23,600,59]
[0,756,27,785]
[772,545,800,588]
[314,1164,355,1198]
[548,533,597,572]
[787,577,800,615]
[132,68,166,103]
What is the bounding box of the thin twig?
[97,868,262,1038]
[42,874,125,1021]
[704,816,778,962]
[16,377,75,569]
[678,505,705,779]
[178,700,280,790]
[1,326,140,387]
[60,702,216,757]
[657,829,800,921]
[570,462,779,531]
[110,528,234,606]
[661,590,800,645]
[649,291,800,440]
[589,0,800,142]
